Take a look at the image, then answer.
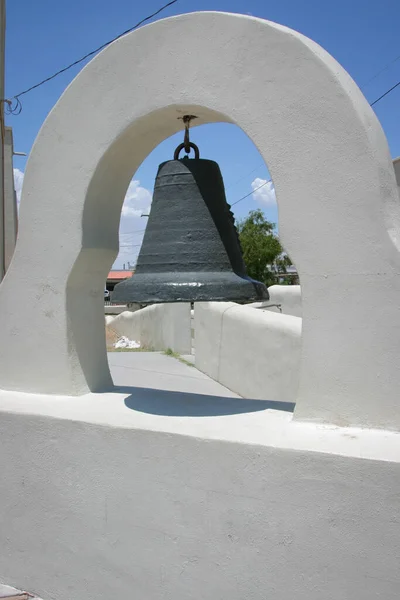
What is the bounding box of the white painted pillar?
[3,127,18,271]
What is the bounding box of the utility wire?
[120,228,146,235]
[231,179,272,207]
[229,72,400,206]
[3,7,399,114]
[8,0,398,249]
[118,169,270,240]
[362,54,400,88]
[121,180,273,248]
[110,53,400,226]
[108,58,400,249]
[119,178,273,245]
[370,79,400,106]
[7,0,179,105]
[225,163,265,191]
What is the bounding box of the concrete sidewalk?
[108,351,240,398]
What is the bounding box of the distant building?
[277,265,299,285]
[105,270,134,294]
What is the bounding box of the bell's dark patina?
[112,142,269,304]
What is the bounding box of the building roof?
[107,270,133,280]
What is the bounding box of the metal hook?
[184,123,190,154]
[180,115,197,154]
[174,142,200,160]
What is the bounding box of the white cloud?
[251,177,276,206]
[13,168,24,205]
[114,179,153,269]
[121,179,152,219]
[12,169,151,268]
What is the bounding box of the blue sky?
[6,0,400,268]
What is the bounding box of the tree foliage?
[236,209,294,287]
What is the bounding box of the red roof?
[107,270,133,280]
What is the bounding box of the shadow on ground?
[117,386,295,417]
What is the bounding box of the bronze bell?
[112,141,269,304]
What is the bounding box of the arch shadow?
[120,386,295,417]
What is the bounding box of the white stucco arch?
[1,12,399,428]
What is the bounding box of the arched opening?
[102,119,301,404]
[64,105,300,395]
[1,11,398,429]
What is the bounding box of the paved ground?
[108,351,240,398]
[0,352,294,449]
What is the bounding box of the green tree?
[236,209,293,287]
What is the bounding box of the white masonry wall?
[109,303,192,354]
[266,284,302,317]
[0,398,400,600]
[195,302,302,401]
[0,11,400,600]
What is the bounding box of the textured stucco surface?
[1,353,400,598]
[0,12,399,595]
[0,583,42,600]
[0,11,398,428]
[195,302,301,401]
[266,284,302,317]
[0,402,400,600]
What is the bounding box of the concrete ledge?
[109,303,191,354]
[266,284,302,317]
[1,387,400,463]
[0,397,400,600]
[104,304,129,315]
[194,302,301,402]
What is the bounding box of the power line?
[231,179,272,207]
[226,60,400,205]
[120,228,146,235]
[225,163,265,191]
[362,54,400,88]
[118,181,273,235]
[8,0,179,104]
[113,52,400,251]
[4,3,400,115]
[228,75,400,207]
[370,79,400,107]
